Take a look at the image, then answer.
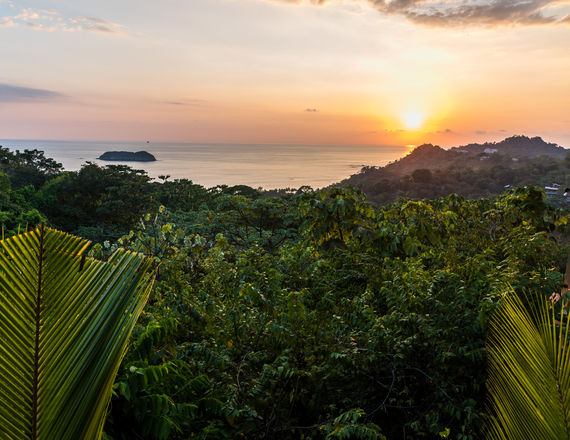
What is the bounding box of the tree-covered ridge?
[449,135,566,159]
[335,136,570,205]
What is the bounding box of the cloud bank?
[0,83,67,103]
[271,0,570,28]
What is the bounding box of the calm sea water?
[0,140,413,189]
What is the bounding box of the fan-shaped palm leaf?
[0,225,154,440]
[486,291,570,440]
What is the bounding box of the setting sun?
[404,112,424,129]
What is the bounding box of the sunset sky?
[1,0,569,147]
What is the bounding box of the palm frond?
[0,225,154,440]
[486,290,570,440]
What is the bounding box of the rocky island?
[98,151,156,162]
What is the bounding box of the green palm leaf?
[486,291,570,440]
[0,225,154,440]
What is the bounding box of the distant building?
[480,156,490,161]
[512,158,519,162]
[545,184,561,198]
[484,148,498,154]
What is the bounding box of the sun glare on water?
[404,112,423,129]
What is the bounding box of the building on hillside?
[545,184,561,198]
[512,158,519,162]
[480,155,490,161]
[484,148,498,154]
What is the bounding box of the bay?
[0,140,414,189]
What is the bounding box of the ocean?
[0,140,414,189]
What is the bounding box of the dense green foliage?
[1,142,569,439]
[95,187,568,440]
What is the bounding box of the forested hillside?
[1,144,570,439]
[449,135,567,159]
[335,136,570,205]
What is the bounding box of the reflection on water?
[0,140,412,189]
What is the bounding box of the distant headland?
[329,135,570,205]
[98,151,156,162]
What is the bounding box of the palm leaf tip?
[485,290,570,440]
[0,225,154,440]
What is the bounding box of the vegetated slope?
[449,135,567,159]
[335,136,570,205]
[372,143,458,177]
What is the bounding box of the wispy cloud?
[26,22,55,31]
[2,7,125,34]
[15,9,40,20]
[165,100,207,106]
[70,16,123,33]
[437,128,453,133]
[0,83,67,103]
[0,18,16,27]
[83,24,118,33]
[476,130,487,134]
[76,16,107,23]
[304,108,318,112]
[272,0,570,28]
